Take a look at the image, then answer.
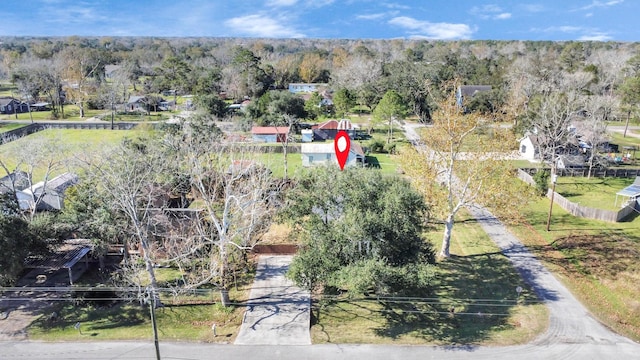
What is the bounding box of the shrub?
[533,169,550,196]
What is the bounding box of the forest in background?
[1,36,640,132]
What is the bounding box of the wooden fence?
[517,169,639,222]
[0,122,141,145]
[520,167,640,179]
[0,123,46,145]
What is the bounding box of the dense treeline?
[1,36,639,127]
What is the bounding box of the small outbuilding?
[23,239,94,286]
[251,126,290,143]
[615,176,640,207]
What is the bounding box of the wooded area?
[1,37,639,127]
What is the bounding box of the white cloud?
[306,0,335,7]
[384,2,411,10]
[266,0,297,6]
[531,25,613,40]
[357,13,387,20]
[521,4,545,12]
[579,32,613,41]
[470,5,511,20]
[224,14,305,38]
[579,0,623,11]
[389,16,474,40]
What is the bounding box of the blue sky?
[1,0,638,41]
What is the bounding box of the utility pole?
[546,172,557,232]
[147,288,161,360]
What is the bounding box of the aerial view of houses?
[1,1,640,359]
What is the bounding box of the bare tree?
[80,138,170,304]
[0,134,70,222]
[575,94,614,178]
[151,118,278,306]
[331,54,384,112]
[57,47,102,118]
[405,88,530,258]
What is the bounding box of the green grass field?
[0,123,26,133]
[27,265,255,342]
[554,176,637,211]
[311,212,549,345]
[0,128,143,180]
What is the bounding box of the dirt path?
[0,291,50,340]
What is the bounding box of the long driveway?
[234,255,311,345]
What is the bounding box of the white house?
[17,172,78,211]
[519,135,539,161]
[288,83,328,93]
[301,142,366,167]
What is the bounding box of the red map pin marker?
[334,130,351,170]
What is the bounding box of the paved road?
[1,339,638,359]
[235,255,311,345]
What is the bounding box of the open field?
[0,128,144,180]
[310,213,549,345]
[508,196,640,342]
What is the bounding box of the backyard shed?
[251,126,290,143]
[23,239,93,285]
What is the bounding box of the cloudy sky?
[0,0,637,41]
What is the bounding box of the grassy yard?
[311,212,549,345]
[254,149,400,179]
[0,123,26,133]
[508,195,640,342]
[554,176,637,211]
[0,128,144,180]
[27,265,255,342]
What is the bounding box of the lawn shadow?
[530,230,640,279]
[372,253,540,344]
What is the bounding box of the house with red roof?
[312,119,357,141]
[251,126,290,143]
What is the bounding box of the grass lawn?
[28,264,256,342]
[554,176,637,211]
[508,196,640,342]
[311,212,549,345]
[0,123,26,133]
[0,128,145,180]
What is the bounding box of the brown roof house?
[312,119,357,141]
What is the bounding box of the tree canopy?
[282,166,435,295]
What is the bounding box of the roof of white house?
[301,142,365,156]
